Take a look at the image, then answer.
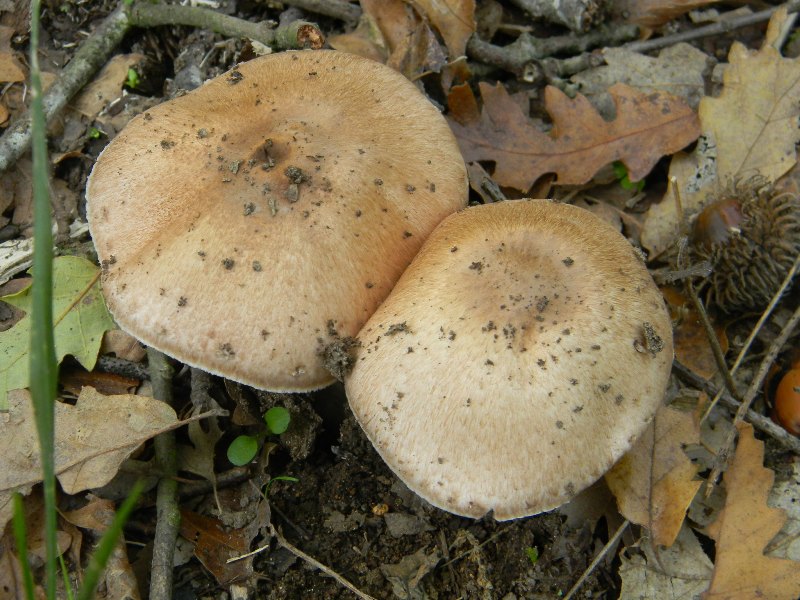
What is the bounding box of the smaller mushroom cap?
[345,200,673,520]
[87,50,467,391]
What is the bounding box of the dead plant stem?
[148,347,179,600]
[707,301,800,490]
[563,519,629,600]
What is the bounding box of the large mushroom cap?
[345,200,673,520]
[87,50,467,391]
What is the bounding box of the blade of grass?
[75,479,145,600]
[29,0,58,597]
[12,493,36,600]
[59,552,75,600]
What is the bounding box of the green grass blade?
[29,0,59,597]
[75,480,144,600]
[12,493,36,600]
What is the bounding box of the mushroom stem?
[128,3,325,50]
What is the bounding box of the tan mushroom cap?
[87,50,467,391]
[345,200,673,520]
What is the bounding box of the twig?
[563,519,629,600]
[466,23,638,80]
[279,0,361,24]
[228,525,378,600]
[128,3,324,49]
[673,360,800,455]
[0,5,128,173]
[701,253,800,423]
[0,2,324,173]
[707,301,800,487]
[148,347,179,600]
[624,0,800,54]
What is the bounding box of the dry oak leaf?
[642,7,800,255]
[412,0,475,58]
[447,81,700,191]
[0,387,178,530]
[704,423,800,599]
[605,404,701,547]
[180,509,253,585]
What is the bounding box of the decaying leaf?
[662,286,728,380]
[0,387,178,529]
[71,53,145,119]
[448,81,700,191]
[766,460,800,562]
[0,25,24,83]
[179,509,253,585]
[63,498,140,599]
[571,43,715,114]
[0,255,115,410]
[412,0,475,58]
[619,524,712,599]
[613,0,721,28]
[704,423,800,599]
[642,7,800,255]
[605,405,701,547]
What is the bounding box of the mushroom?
[87,50,467,391]
[345,199,673,520]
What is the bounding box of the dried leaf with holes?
[606,405,701,546]
[0,387,178,530]
[447,81,700,191]
[704,423,800,599]
[642,7,800,256]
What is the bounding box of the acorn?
[691,177,800,313]
[772,368,800,436]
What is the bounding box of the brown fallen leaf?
[180,509,253,585]
[413,0,475,58]
[0,387,178,530]
[605,404,701,547]
[70,53,145,119]
[662,286,728,380]
[63,498,140,600]
[447,81,700,191]
[613,0,721,28]
[704,423,800,599]
[642,7,800,255]
[619,524,712,598]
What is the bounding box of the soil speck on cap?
[635,322,664,355]
[385,322,410,336]
[222,258,235,270]
[469,261,483,272]
[318,321,360,381]
[228,70,243,84]
[562,257,574,266]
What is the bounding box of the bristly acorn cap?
[87,50,467,391]
[345,200,673,520]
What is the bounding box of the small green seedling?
[612,161,644,192]
[524,546,539,565]
[227,434,258,466]
[125,67,140,90]
[88,126,104,139]
[264,406,290,434]
[226,406,291,465]
[265,475,299,496]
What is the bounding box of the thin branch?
[673,360,800,455]
[563,519,629,600]
[707,301,800,487]
[148,347,179,600]
[0,2,324,173]
[624,0,800,54]
[701,253,800,423]
[279,0,361,24]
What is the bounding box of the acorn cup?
[690,176,800,314]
